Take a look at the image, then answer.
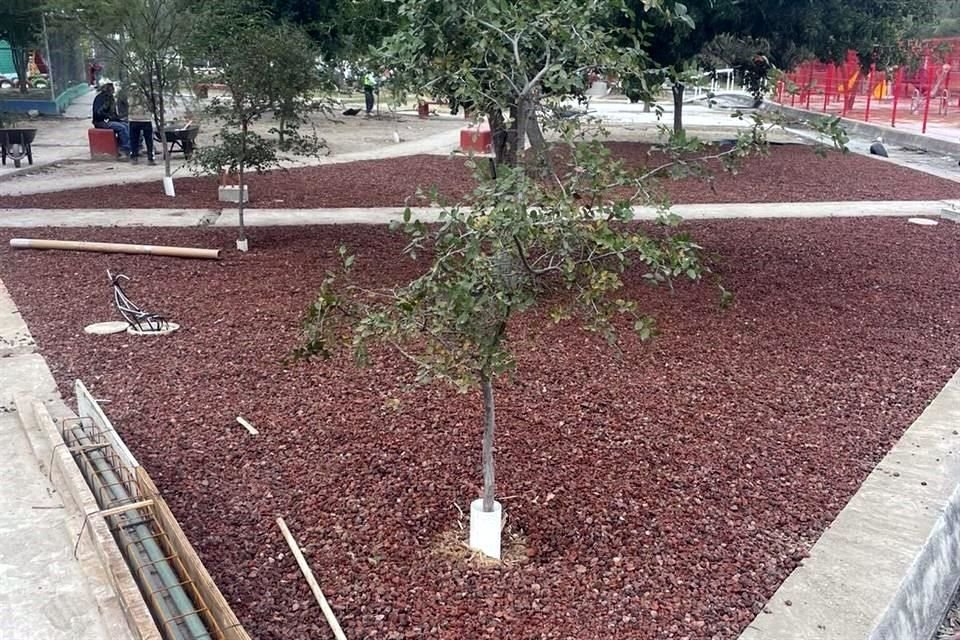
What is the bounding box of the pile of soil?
[2,217,959,639]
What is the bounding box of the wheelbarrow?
[154,124,200,159]
[0,128,37,168]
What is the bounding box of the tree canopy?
[380,0,668,165]
[0,0,44,94]
[265,0,397,64]
[617,0,933,132]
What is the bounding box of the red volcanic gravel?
[2,218,960,639]
[3,142,958,210]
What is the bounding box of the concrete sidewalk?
[0,125,464,197]
[1,200,957,229]
[0,279,134,640]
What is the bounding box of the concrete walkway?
[0,124,464,197]
[0,279,133,640]
[0,199,957,229]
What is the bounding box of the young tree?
[380,0,672,167]
[295,109,803,558]
[187,0,325,251]
[262,22,328,145]
[49,0,193,188]
[0,1,43,95]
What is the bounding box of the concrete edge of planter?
[738,368,960,640]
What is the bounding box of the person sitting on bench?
[92,82,131,160]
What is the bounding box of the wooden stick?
[99,499,155,519]
[275,517,348,640]
[10,238,220,260]
[236,416,259,436]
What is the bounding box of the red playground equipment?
[775,38,960,135]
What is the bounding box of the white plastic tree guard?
[469,499,502,560]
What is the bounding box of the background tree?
[49,0,193,187]
[380,0,669,167]
[699,33,773,106]
[618,0,737,133]
[734,0,934,69]
[187,0,325,251]
[910,1,960,38]
[265,0,398,66]
[260,22,329,144]
[0,0,43,95]
[619,0,933,133]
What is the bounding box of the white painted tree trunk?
[470,376,502,559]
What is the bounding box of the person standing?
[116,89,157,165]
[92,82,131,160]
[363,71,377,116]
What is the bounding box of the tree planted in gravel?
[48,0,194,185]
[186,0,325,251]
[294,113,787,558]
[379,0,684,167]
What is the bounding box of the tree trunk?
[672,83,685,134]
[487,106,517,166]
[11,47,28,95]
[238,122,247,243]
[525,111,552,176]
[514,99,530,163]
[155,62,172,179]
[481,376,496,512]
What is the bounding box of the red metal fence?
[775,38,960,136]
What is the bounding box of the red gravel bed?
[2,218,960,639]
[3,142,958,210]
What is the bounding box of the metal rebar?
[62,419,216,640]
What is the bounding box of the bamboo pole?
[275,517,348,640]
[10,238,220,260]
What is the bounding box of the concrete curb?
[762,102,960,157]
[869,479,960,639]
[739,368,960,640]
[1,200,958,229]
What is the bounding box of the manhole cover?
[84,321,129,335]
[908,218,938,226]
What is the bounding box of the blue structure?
[0,41,15,77]
[0,37,89,115]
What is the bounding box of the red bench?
[88,128,117,159]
